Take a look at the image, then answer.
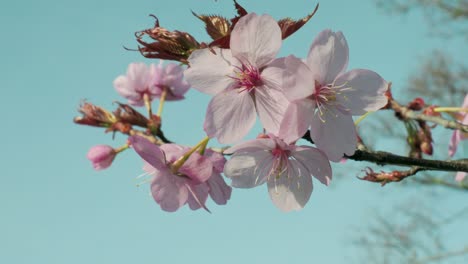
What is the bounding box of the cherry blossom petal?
[280,56,316,101]
[224,150,273,188]
[278,100,315,144]
[186,183,210,211]
[185,48,237,95]
[225,138,276,154]
[292,146,332,185]
[335,69,388,115]
[255,85,290,135]
[267,159,313,212]
[129,136,166,169]
[160,144,187,163]
[151,172,188,212]
[207,173,232,205]
[310,111,357,162]
[179,153,213,183]
[114,76,140,102]
[127,63,151,93]
[306,30,349,85]
[449,130,461,157]
[204,149,227,173]
[204,89,256,144]
[230,13,281,68]
[162,63,184,86]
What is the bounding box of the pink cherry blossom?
[448,94,468,157]
[129,135,231,212]
[114,61,190,106]
[87,145,116,170]
[184,13,293,144]
[204,149,232,205]
[279,30,388,161]
[151,61,190,100]
[223,134,332,212]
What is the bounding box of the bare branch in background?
[407,51,468,105]
[354,201,468,263]
[375,0,468,38]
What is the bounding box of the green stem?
[171,136,210,173]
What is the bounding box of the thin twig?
[414,177,468,191]
[414,246,468,264]
[389,99,468,133]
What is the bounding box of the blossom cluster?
[77,4,467,213]
[85,12,388,212]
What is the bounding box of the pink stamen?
[230,62,263,92]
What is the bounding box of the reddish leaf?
[192,12,231,41]
[278,3,319,39]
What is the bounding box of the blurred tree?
[352,2,468,263]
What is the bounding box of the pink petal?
[204,89,256,144]
[185,48,237,95]
[278,100,315,144]
[151,171,188,212]
[204,149,227,173]
[207,173,232,205]
[162,63,184,86]
[292,146,332,186]
[186,183,210,211]
[280,56,316,101]
[448,130,461,157]
[129,136,166,169]
[225,138,276,154]
[230,13,281,68]
[310,110,357,162]
[255,85,289,135]
[462,94,468,108]
[179,153,213,184]
[114,76,138,98]
[335,69,388,115]
[306,30,349,85]
[160,144,187,163]
[455,172,467,182]
[267,159,313,212]
[224,150,274,188]
[127,63,151,93]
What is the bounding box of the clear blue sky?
[1,0,467,263]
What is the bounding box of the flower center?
[310,80,352,122]
[270,147,290,179]
[231,62,263,92]
[310,81,338,121]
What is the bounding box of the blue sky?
[1,0,467,263]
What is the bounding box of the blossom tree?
[74,0,468,213]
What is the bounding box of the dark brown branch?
[302,131,468,172]
[348,149,468,172]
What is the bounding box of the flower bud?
[74,101,116,127]
[420,141,433,155]
[87,145,116,170]
[408,97,425,111]
[135,17,201,63]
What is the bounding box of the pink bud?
[87,145,116,170]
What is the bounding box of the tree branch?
[389,98,468,133]
[348,149,468,172]
[302,132,468,172]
